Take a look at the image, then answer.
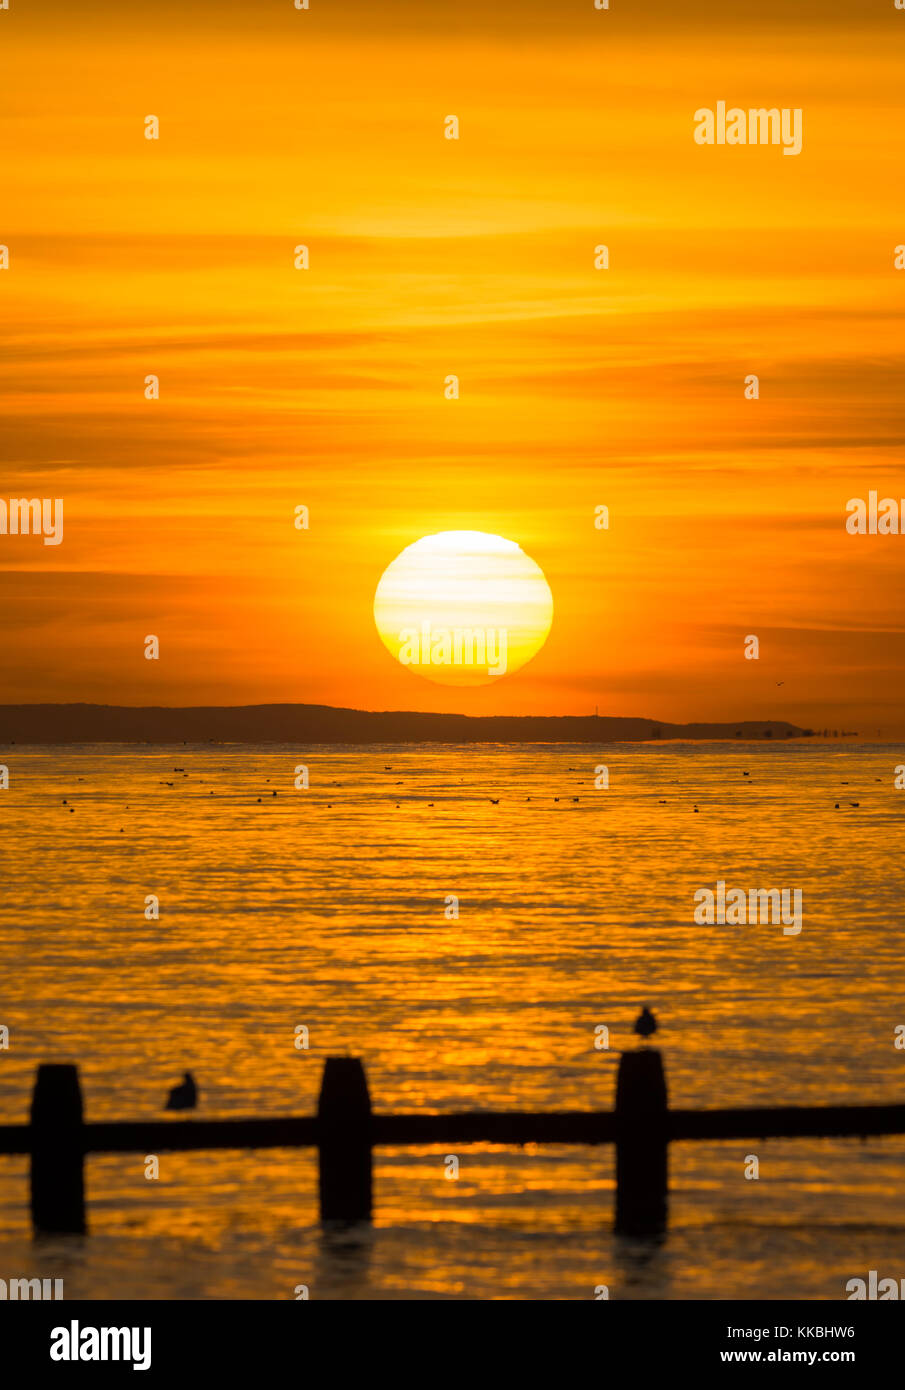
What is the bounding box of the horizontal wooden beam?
[668,1103,905,1141]
[372,1111,617,1144]
[1,1102,903,1156]
[86,1117,321,1151]
[0,1113,615,1152]
[0,1117,318,1154]
[0,1126,30,1155]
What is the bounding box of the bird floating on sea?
[165,1072,197,1111]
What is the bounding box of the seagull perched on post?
[165,1072,197,1111]
[633,1006,657,1041]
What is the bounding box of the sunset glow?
[1,0,903,732]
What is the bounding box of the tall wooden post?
[317,1057,373,1222]
[30,1063,86,1235]
[614,1048,668,1235]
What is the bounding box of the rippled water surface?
[1,742,903,1298]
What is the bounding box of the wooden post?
[614,1048,668,1235]
[317,1057,373,1222]
[30,1063,86,1235]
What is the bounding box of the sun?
[373,530,554,687]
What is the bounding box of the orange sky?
[2,1,904,733]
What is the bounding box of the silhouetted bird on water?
[165,1072,197,1111]
[633,1006,657,1041]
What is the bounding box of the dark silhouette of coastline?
[0,703,810,744]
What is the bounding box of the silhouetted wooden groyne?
[1,1053,903,1236]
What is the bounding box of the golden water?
[1,742,903,1298]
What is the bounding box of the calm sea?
[1,742,903,1300]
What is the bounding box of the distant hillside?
[0,704,812,745]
